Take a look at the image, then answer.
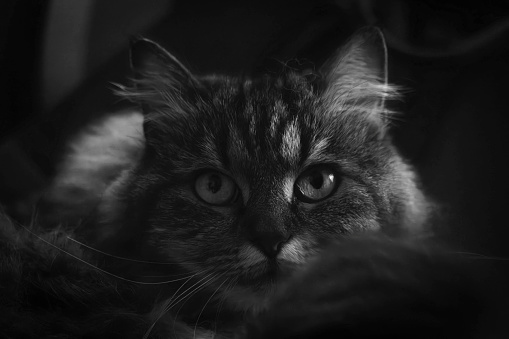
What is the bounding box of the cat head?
[113,27,429,312]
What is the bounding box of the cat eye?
[294,166,339,203]
[194,171,239,206]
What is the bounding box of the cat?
[7,27,502,338]
[63,26,429,314]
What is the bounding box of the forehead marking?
[249,115,256,139]
[269,113,279,139]
[247,102,257,140]
[307,138,330,163]
[200,134,223,167]
[280,119,301,164]
[282,176,294,203]
[228,126,249,161]
[269,100,286,139]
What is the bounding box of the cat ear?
[119,37,200,117]
[115,38,201,147]
[320,27,397,129]
[129,37,197,88]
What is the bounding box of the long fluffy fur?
[243,236,506,339]
[0,211,182,339]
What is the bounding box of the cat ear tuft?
[129,37,196,86]
[115,37,200,118]
[114,38,201,145]
[321,27,398,130]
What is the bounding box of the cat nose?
[250,231,290,258]
[243,212,291,258]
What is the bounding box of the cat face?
[115,28,428,312]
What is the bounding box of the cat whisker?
[141,273,194,278]
[213,278,237,336]
[171,272,221,339]
[142,270,203,339]
[193,275,231,339]
[143,268,216,339]
[16,222,199,285]
[168,271,219,311]
[66,236,207,265]
[452,251,509,261]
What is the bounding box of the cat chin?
[221,284,277,316]
[221,260,310,316]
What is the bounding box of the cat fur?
[4,27,481,338]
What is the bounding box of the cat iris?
[194,171,239,206]
[294,166,340,203]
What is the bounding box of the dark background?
[1,0,509,258]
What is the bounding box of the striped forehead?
[155,75,340,178]
[196,75,327,172]
[227,91,304,166]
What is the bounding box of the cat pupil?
[309,171,324,189]
[207,174,222,194]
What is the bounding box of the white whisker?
[452,251,509,261]
[169,271,218,311]
[171,272,220,338]
[16,223,196,285]
[143,270,204,339]
[193,275,230,339]
[214,278,236,333]
[67,236,206,265]
[141,273,194,278]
